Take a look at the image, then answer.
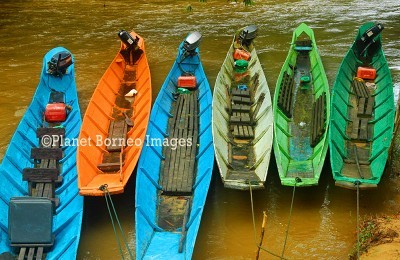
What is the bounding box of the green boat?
[329,22,395,189]
[212,25,273,190]
[273,23,330,187]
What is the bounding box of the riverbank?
[350,214,400,259]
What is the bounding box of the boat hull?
[0,47,83,259]
[273,23,330,187]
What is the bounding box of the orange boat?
[77,31,151,196]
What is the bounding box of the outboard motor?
[47,51,73,77]
[183,31,202,54]
[239,25,257,46]
[118,30,139,51]
[356,23,384,58]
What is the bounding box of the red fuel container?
[44,103,67,122]
[357,67,376,80]
[178,76,196,89]
[233,49,251,61]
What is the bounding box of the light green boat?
[329,22,395,189]
[212,25,273,190]
[273,23,330,187]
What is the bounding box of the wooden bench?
[161,92,199,194]
[277,71,294,118]
[232,125,254,139]
[310,93,326,147]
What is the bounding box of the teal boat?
[329,22,395,189]
[273,23,330,187]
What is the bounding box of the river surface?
[1,0,400,259]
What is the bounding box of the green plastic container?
[234,59,248,73]
[177,87,191,94]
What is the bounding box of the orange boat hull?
[77,32,151,196]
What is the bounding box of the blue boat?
[135,32,214,259]
[0,47,83,259]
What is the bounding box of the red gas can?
[178,76,196,89]
[357,67,376,80]
[44,103,67,122]
[233,49,251,61]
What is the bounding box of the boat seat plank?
[36,127,65,138]
[161,92,198,194]
[352,79,370,98]
[226,170,260,182]
[97,162,124,172]
[365,96,375,116]
[359,118,369,140]
[106,120,128,152]
[31,148,63,161]
[231,104,251,113]
[357,98,366,116]
[231,89,250,97]
[232,125,254,139]
[230,112,251,125]
[23,168,60,182]
[232,96,251,105]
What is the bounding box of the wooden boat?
[212,25,273,190]
[0,47,83,259]
[329,22,395,189]
[273,23,330,187]
[77,31,151,196]
[135,32,214,259]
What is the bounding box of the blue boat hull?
[135,37,214,259]
[0,47,83,259]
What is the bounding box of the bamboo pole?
[255,211,267,260]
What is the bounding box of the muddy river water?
[0,0,400,259]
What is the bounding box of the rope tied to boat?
[354,180,361,260]
[248,181,287,259]
[99,184,133,260]
[281,177,302,259]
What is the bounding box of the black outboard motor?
[183,31,202,54]
[118,30,139,51]
[47,51,73,77]
[239,25,257,46]
[356,23,384,58]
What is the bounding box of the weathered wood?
[357,98,366,116]
[31,148,63,161]
[18,247,26,260]
[162,92,198,194]
[231,104,250,113]
[231,89,250,97]
[350,117,361,140]
[36,247,43,260]
[359,118,369,140]
[27,247,35,260]
[232,96,251,105]
[97,162,124,172]
[36,127,65,138]
[23,168,59,182]
[365,96,375,117]
[106,120,128,152]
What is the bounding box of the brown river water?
[1,0,400,259]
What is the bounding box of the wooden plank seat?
[277,71,294,118]
[36,127,65,138]
[231,104,251,113]
[230,112,251,125]
[97,162,124,172]
[18,246,44,260]
[310,93,326,147]
[106,119,128,152]
[232,125,254,139]
[352,79,370,98]
[232,96,251,105]
[23,168,60,182]
[231,89,250,97]
[161,92,199,194]
[31,148,63,161]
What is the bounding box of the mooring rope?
[248,182,288,259]
[281,177,301,258]
[355,181,361,260]
[100,184,134,260]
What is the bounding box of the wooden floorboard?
[161,91,198,194]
